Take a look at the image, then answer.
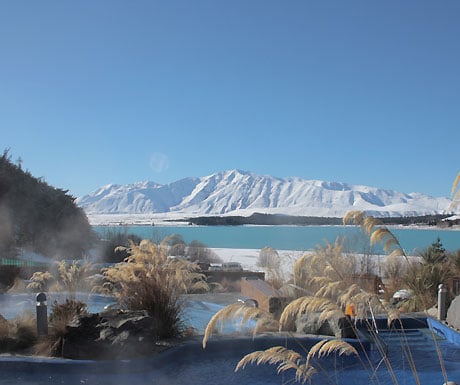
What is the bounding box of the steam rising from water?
[0,292,115,320]
[0,203,13,250]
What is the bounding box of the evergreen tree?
[0,150,94,258]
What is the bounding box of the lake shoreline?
[86,213,459,229]
[92,222,460,254]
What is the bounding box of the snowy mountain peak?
[76,170,452,217]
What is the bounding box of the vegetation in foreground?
[96,239,210,339]
[0,236,214,356]
[202,210,460,385]
[0,313,36,354]
[0,214,458,374]
[0,170,458,374]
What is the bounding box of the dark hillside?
[0,150,94,258]
[182,212,448,226]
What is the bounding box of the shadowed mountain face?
[76,170,451,217]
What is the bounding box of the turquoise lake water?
[93,225,460,254]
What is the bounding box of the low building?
[240,277,287,317]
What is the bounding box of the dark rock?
[61,313,104,359]
[60,310,165,360]
[447,295,460,330]
[67,313,101,339]
[295,312,342,337]
[338,316,357,338]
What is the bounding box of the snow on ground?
[210,247,419,283]
[77,170,452,219]
[210,248,304,280]
[87,213,191,226]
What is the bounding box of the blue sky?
[1,1,459,199]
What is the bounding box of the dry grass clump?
[202,302,278,348]
[48,299,87,324]
[450,171,460,211]
[99,239,210,339]
[0,313,37,353]
[202,210,456,384]
[25,259,93,356]
[235,340,359,384]
[35,299,87,357]
[343,211,407,260]
[27,271,54,292]
[279,296,344,332]
[293,238,357,299]
[290,236,388,325]
[235,346,317,384]
[27,260,93,296]
[202,211,413,383]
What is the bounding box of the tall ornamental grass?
[203,211,454,384]
[100,239,209,339]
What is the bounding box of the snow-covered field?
[87,213,192,226]
[210,247,411,280]
[210,247,303,279]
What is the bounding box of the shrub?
[398,238,452,311]
[186,240,222,264]
[49,299,87,324]
[203,211,445,384]
[27,271,54,292]
[98,229,142,263]
[35,299,87,357]
[257,247,281,270]
[0,313,37,353]
[27,260,93,298]
[100,239,209,339]
[257,247,285,289]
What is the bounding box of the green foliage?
[186,212,448,226]
[186,240,221,264]
[402,238,452,310]
[162,234,186,256]
[0,150,94,258]
[419,237,446,264]
[343,211,454,311]
[449,249,460,273]
[99,229,142,263]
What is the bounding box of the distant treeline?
[181,212,449,226]
[0,150,94,258]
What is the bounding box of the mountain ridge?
[76,170,452,218]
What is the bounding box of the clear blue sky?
[1,1,459,198]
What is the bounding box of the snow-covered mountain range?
[76,170,452,220]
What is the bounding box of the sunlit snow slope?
[76,170,451,218]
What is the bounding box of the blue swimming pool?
[1,293,460,385]
[0,324,459,385]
